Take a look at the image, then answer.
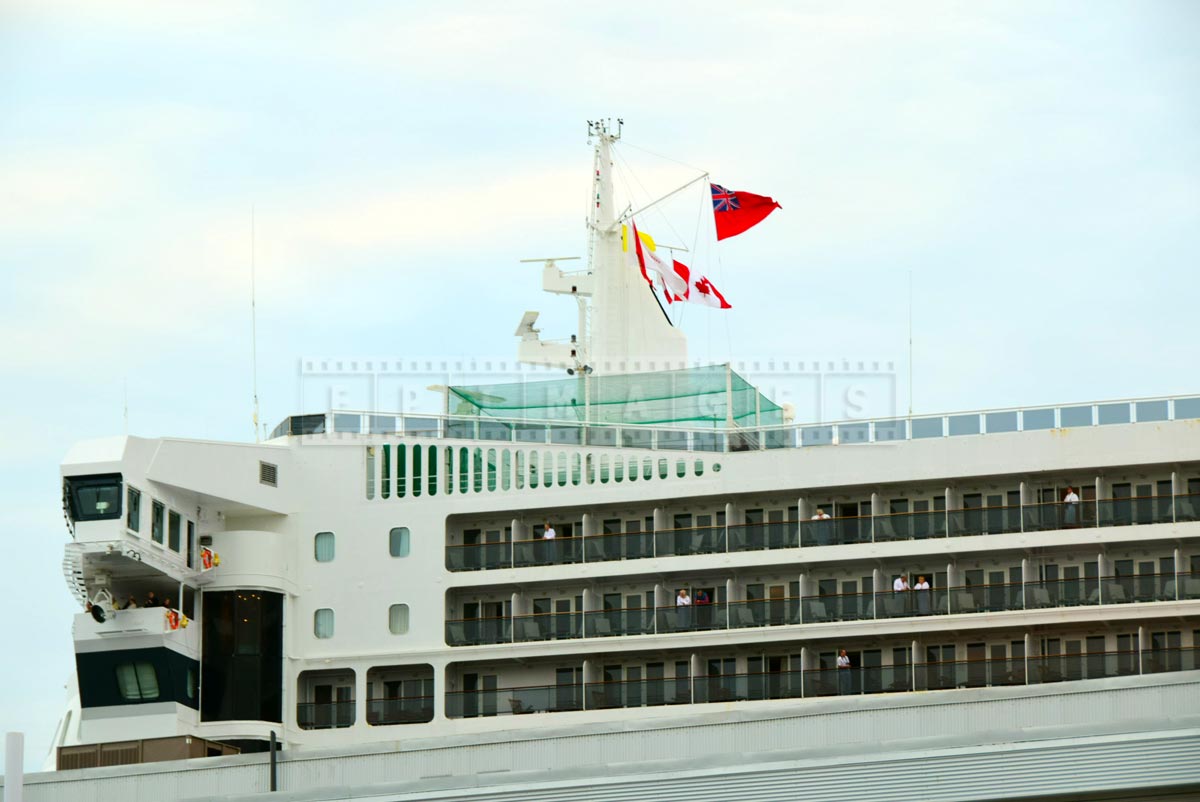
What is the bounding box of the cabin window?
[389,604,410,635]
[126,487,141,532]
[168,511,182,552]
[389,527,410,558]
[64,474,123,523]
[152,501,165,544]
[115,662,160,701]
[314,532,335,562]
[314,608,335,639]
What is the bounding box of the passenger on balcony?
[144,591,162,608]
[893,574,911,615]
[123,595,139,609]
[676,588,692,630]
[695,589,711,628]
[542,521,557,562]
[837,649,852,695]
[1063,487,1080,527]
[811,509,831,520]
[914,575,931,615]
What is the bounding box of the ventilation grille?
[259,461,278,487]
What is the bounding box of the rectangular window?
[186,521,195,569]
[314,608,334,638]
[389,527,410,558]
[126,487,141,532]
[168,511,181,552]
[314,532,335,562]
[115,662,160,701]
[151,501,165,544]
[389,603,409,634]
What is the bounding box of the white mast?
[515,120,688,376]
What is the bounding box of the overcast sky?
[1,0,1197,770]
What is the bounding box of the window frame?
[388,603,410,635]
[126,486,141,532]
[314,531,335,562]
[389,527,411,558]
[168,510,182,552]
[64,473,123,523]
[314,608,335,639]
[115,661,160,701]
[151,501,165,544]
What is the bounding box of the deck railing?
[443,648,1200,717]
[446,576,1200,646]
[447,494,1200,572]
[273,393,1200,452]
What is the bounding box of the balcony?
[447,493,1200,572]
[297,669,355,730]
[445,576,1200,647]
[366,665,434,725]
[444,648,1200,718]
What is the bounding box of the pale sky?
[1,0,1197,770]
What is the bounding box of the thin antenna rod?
[252,206,260,443]
[907,270,913,416]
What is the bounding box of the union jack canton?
[711,184,740,212]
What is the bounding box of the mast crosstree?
[516,120,687,376]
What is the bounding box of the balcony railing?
[447,493,1200,571]
[446,577,1200,646]
[297,700,355,730]
[583,607,656,638]
[273,392,1200,452]
[445,683,583,717]
[446,649,1200,717]
[445,617,512,646]
[512,611,583,642]
[366,695,434,725]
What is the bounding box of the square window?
[314,532,335,562]
[389,527,410,558]
[314,608,334,638]
[389,603,409,635]
[115,662,160,701]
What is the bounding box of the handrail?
[275,390,1200,450]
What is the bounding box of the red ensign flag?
[711,183,781,241]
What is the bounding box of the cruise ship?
[12,121,1200,801]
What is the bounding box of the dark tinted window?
[64,474,122,522]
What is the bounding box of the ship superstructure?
[45,123,1200,797]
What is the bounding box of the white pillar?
[1138,626,1147,674]
[5,732,24,802]
[1024,633,1033,684]
[911,639,920,690]
[1021,557,1032,608]
[1175,548,1183,599]
[355,668,368,730]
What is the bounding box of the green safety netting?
[448,364,782,427]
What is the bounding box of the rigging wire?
[620,139,708,175]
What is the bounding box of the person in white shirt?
[893,574,911,615]
[676,588,692,631]
[811,509,831,520]
[837,649,852,695]
[914,575,931,615]
[1063,487,1080,527]
[541,521,557,562]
